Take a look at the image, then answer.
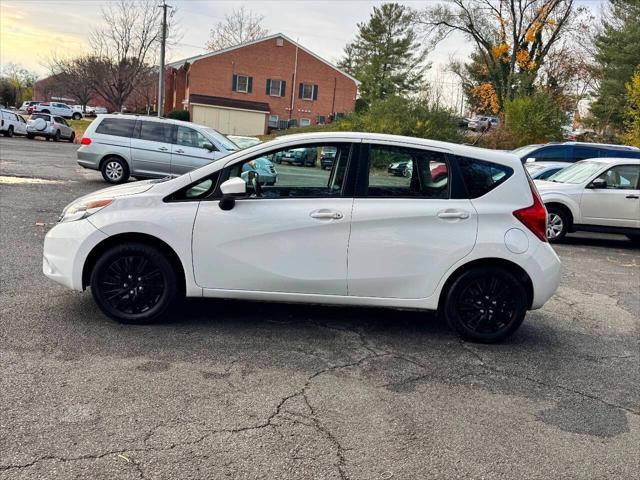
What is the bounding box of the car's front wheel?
[444,267,527,343]
[5,126,14,137]
[90,243,178,324]
[546,206,568,243]
[101,157,130,184]
[68,132,76,143]
[72,113,82,120]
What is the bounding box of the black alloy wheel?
[90,243,178,324]
[445,267,527,343]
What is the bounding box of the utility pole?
[157,0,171,117]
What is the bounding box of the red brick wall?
[169,37,357,128]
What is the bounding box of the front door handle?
[310,209,343,220]
[175,149,184,154]
[437,209,470,219]
[626,194,639,199]
[158,146,169,151]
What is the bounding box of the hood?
[534,179,580,193]
[66,180,158,209]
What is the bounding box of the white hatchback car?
[535,158,640,243]
[43,132,561,343]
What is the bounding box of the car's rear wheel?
[101,157,129,184]
[5,126,14,137]
[53,130,61,142]
[68,132,76,143]
[444,267,527,343]
[546,206,568,243]
[90,243,177,324]
[72,113,82,120]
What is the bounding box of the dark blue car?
[513,142,640,163]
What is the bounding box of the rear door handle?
[158,146,168,151]
[626,194,639,199]
[175,149,184,154]
[437,209,470,219]
[310,209,343,220]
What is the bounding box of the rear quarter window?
[457,156,514,198]
[95,118,136,138]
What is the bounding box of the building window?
[268,115,279,128]
[232,74,252,93]
[266,79,286,97]
[299,83,318,100]
[300,118,311,127]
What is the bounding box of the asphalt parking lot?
[0,136,638,479]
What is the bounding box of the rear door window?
[532,146,566,161]
[573,147,599,161]
[457,156,514,198]
[95,118,136,138]
[138,121,174,143]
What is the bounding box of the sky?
[0,0,605,109]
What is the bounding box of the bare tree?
[206,7,269,51]
[47,55,96,111]
[418,0,577,109]
[88,0,169,111]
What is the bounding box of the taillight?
[81,137,91,145]
[513,174,548,242]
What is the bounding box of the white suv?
[536,158,640,243]
[33,102,83,120]
[43,132,561,343]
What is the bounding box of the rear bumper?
[527,242,562,309]
[77,149,101,170]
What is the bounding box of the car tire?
[53,130,61,142]
[546,206,568,243]
[626,234,640,245]
[26,133,34,139]
[68,132,76,143]
[101,157,130,184]
[444,267,527,343]
[90,242,178,324]
[42,109,50,114]
[6,126,14,137]
[72,113,82,120]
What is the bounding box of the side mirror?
[219,177,246,211]
[526,157,536,163]
[588,178,607,189]
[203,142,216,152]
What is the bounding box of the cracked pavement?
[1,137,639,479]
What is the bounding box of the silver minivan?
[77,115,240,183]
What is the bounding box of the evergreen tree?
[591,0,640,130]
[338,3,425,105]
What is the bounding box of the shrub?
[504,92,565,147]
[166,109,190,121]
[623,68,640,147]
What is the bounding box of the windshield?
[512,145,541,157]
[202,128,239,151]
[230,137,261,149]
[525,164,546,173]
[546,161,604,184]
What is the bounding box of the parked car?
[44,132,561,343]
[240,157,277,185]
[227,135,261,149]
[20,101,40,112]
[33,102,83,120]
[468,116,499,131]
[94,106,108,115]
[525,161,571,180]
[513,142,640,164]
[535,158,640,243]
[388,160,412,177]
[274,147,317,166]
[77,114,240,184]
[26,113,75,142]
[1,109,27,137]
[320,147,337,170]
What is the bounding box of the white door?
[580,164,640,228]
[130,120,174,177]
[191,142,355,294]
[348,144,477,299]
[171,125,220,175]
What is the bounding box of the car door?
[130,120,174,177]
[191,141,356,295]
[580,164,640,228]
[57,117,72,137]
[171,125,218,175]
[16,114,27,135]
[347,143,477,299]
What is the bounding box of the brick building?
[165,34,359,135]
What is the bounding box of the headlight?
[59,198,113,223]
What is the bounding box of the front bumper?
[43,219,108,290]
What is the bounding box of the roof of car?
[547,141,640,151]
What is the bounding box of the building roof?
[189,93,270,113]
[167,33,360,85]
